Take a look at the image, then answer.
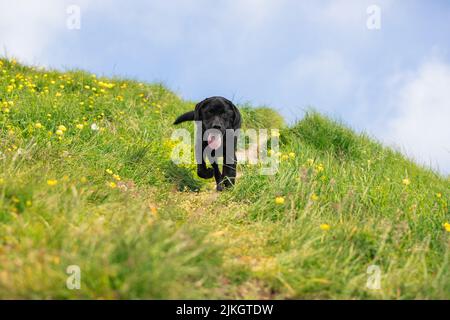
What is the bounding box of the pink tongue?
[208,133,222,150]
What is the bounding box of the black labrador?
[174,96,241,191]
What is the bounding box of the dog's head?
[194,97,241,133]
[194,97,241,150]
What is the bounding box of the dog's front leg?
[221,139,237,188]
[197,141,214,179]
[211,162,223,191]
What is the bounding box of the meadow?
[0,58,448,299]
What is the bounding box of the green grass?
[0,57,449,299]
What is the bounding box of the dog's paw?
[197,167,214,179]
[216,184,224,192]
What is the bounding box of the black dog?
[174,96,241,191]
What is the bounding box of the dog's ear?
[194,99,206,121]
[227,101,241,129]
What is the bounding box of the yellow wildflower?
[58,125,67,132]
[275,196,285,205]
[55,129,64,136]
[76,123,84,130]
[289,152,296,159]
[108,182,117,189]
[47,179,58,186]
[402,178,411,186]
[113,174,121,181]
[106,169,113,175]
[320,224,331,231]
[311,193,319,201]
[271,130,280,137]
[35,122,43,129]
[443,222,450,232]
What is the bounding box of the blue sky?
[1,0,449,174]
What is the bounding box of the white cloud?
[382,58,450,174]
[0,0,93,65]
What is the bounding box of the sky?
[1,0,449,174]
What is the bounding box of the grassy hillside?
[0,58,448,299]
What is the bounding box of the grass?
[0,57,449,299]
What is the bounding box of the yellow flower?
[281,154,289,161]
[306,159,314,166]
[320,224,331,231]
[76,123,84,130]
[58,125,67,132]
[47,179,58,186]
[288,152,296,159]
[113,174,121,181]
[80,177,88,183]
[402,178,410,186]
[35,122,43,129]
[106,169,113,175]
[108,182,117,189]
[268,149,275,156]
[56,129,64,136]
[26,200,32,207]
[311,193,319,201]
[436,193,442,198]
[443,222,450,232]
[271,130,280,137]
[315,164,324,172]
[55,92,62,97]
[275,196,285,205]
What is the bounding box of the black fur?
[173,96,241,191]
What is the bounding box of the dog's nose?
[212,124,223,131]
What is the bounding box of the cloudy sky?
[1,0,449,174]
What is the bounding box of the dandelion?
[320,224,331,231]
[444,222,450,232]
[275,196,285,205]
[26,200,32,207]
[281,154,289,161]
[315,164,324,173]
[55,92,62,97]
[91,123,99,131]
[436,193,442,198]
[402,178,411,186]
[47,179,58,186]
[108,182,117,189]
[76,123,84,130]
[106,169,113,175]
[311,193,319,201]
[35,122,43,129]
[307,159,314,166]
[289,152,296,159]
[80,177,87,183]
[58,125,67,132]
[113,174,121,181]
[55,129,64,136]
[271,130,280,138]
